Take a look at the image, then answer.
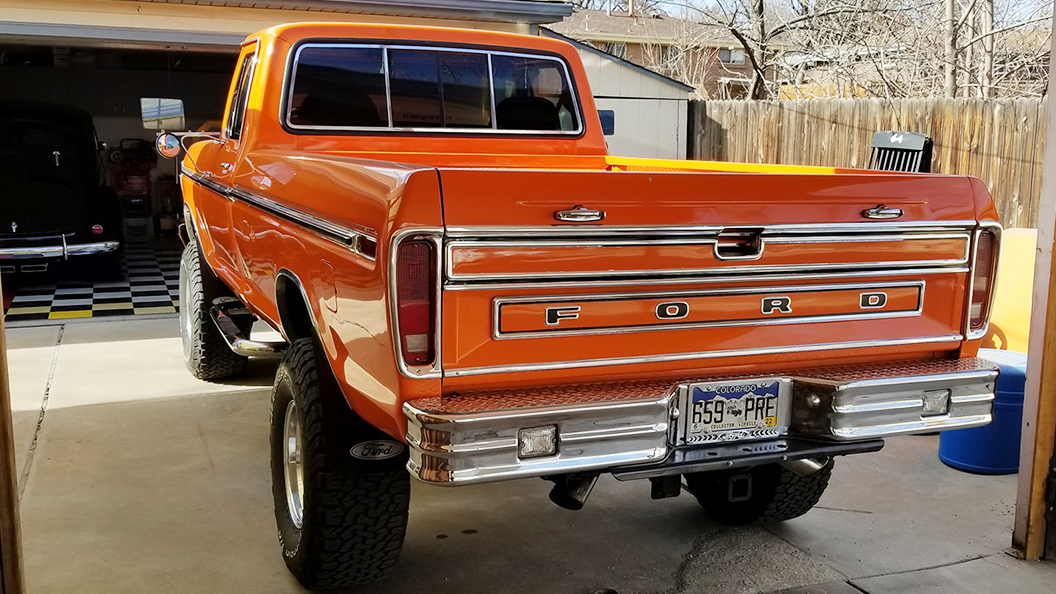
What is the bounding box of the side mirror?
[155,133,181,159]
[598,110,615,136]
[141,98,186,131]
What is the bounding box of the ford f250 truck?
[158,22,1001,590]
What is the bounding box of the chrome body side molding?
[404,357,997,485]
[180,166,377,261]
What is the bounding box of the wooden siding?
[691,98,1047,229]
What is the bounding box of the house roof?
[548,8,741,48]
[542,27,694,92]
[135,0,573,24]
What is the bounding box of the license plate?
[681,379,788,444]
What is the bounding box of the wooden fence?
[691,98,1047,228]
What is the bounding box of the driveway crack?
[850,553,993,582]
[18,323,64,499]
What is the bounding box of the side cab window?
[225,48,257,142]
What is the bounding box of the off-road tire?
[684,460,834,525]
[270,338,410,590]
[179,242,247,380]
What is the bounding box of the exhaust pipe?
[545,473,599,511]
[781,456,830,477]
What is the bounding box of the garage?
[544,28,692,159]
[0,0,569,317]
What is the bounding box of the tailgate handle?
[554,205,605,223]
[862,205,904,219]
[714,228,764,260]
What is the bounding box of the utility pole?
[945,0,957,97]
[0,274,25,593]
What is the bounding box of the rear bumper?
[0,240,120,260]
[404,358,997,485]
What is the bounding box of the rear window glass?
[492,54,579,132]
[286,44,580,134]
[289,47,387,128]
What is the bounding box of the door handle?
[53,150,60,167]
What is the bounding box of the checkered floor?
[3,240,183,323]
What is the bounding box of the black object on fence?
[869,131,933,173]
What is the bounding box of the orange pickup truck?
[156,22,1001,589]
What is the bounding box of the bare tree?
[659,0,1052,99]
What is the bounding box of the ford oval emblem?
[350,440,404,460]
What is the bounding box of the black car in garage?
[0,102,123,277]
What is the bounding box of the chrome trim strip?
[964,221,1002,341]
[444,334,964,377]
[444,221,980,238]
[180,166,377,261]
[830,414,991,439]
[382,47,394,128]
[490,280,926,340]
[487,53,497,129]
[448,259,967,282]
[389,227,445,379]
[443,266,970,291]
[283,42,584,135]
[0,241,120,260]
[446,234,970,281]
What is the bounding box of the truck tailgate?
[436,168,978,388]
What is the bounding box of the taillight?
[968,229,998,334]
[396,240,436,365]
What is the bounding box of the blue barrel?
[938,348,1026,474]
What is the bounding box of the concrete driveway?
[7,317,1055,594]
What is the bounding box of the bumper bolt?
[807,394,822,408]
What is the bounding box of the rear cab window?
[285,43,582,134]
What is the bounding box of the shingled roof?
[548,8,741,48]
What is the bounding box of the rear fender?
[275,270,408,471]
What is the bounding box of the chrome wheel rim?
[179,258,191,359]
[283,400,305,529]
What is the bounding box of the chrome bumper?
[0,241,120,260]
[404,358,997,485]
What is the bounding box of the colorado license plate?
[682,379,789,444]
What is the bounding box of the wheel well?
[275,273,315,342]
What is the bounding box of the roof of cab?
[253,21,576,56]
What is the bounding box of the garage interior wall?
[0,46,236,222]
[0,51,233,147]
